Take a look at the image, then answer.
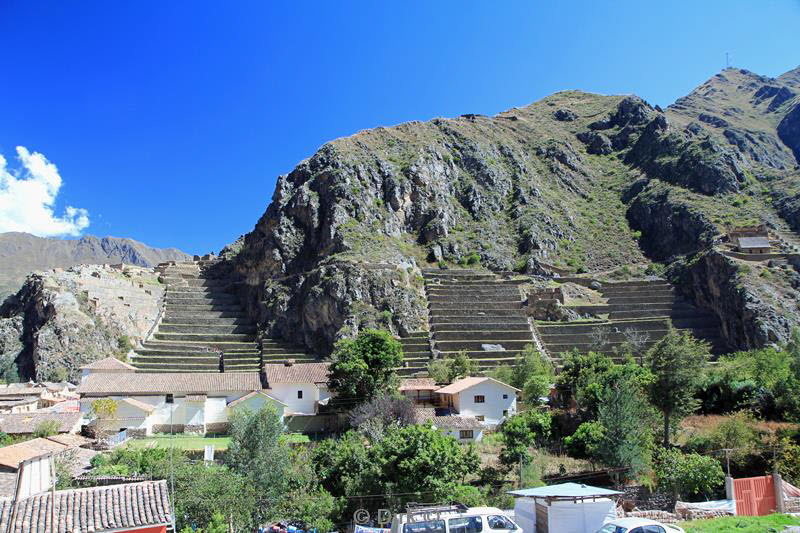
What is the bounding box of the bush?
[564,421,606,460]
[654,449,725,501]
[499,410,552,469]
[427,351,477,383]
[33,420,60,438]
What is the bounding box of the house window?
[459,430,474,440]
[297,390,303,399]
[474,395,485,403]
[165,394,174,404]
[503,410,508,417]
[476,415,485,422]
[502,394,508,399]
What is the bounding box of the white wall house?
[76,363,283,436]
[435,377,519,427]
[263,362,331,415]
[413,407,485,442]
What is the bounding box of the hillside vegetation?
[235,66,800,353]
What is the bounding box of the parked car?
[596,518,685,533]
[391,505,522,533]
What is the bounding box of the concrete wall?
[439,426,484,442]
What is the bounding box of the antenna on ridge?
[725,52,730,69]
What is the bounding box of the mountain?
[0,233,191,301]
[233,66,800,352]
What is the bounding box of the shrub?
[33,420,60,438]
[564,421,606,460]
[654,449,725,501]
[522,375,551,404]
[499,410,552,469]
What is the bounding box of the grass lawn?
[125,433,309,451]
[680,514,800,532]
[126,435,232,451]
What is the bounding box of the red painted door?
[734,475,776,516]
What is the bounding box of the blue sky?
[1,1,798,254]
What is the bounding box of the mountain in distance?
[0,232,191,300]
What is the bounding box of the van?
[390,504,522,533]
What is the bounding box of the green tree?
[312,431,374,521]
[646,329,709,447]
[654,448,725,501]
[371,423,480,505]
[33,419,60,438]
[522,375,551,404]
[274,448,335,532]
[512,345,553,390]
[227,405,291,524]
[174,462,256,532]
[329,329,403,403]
[499,410,552,469]
[564,421,606,460]
[428,351,477,383]
[90,398,118,440]
[596,377,653,479]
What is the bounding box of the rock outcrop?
[0,264,163,381]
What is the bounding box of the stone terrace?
[537,278,726,365]
[131,260,313,373]
[421,269,536,373]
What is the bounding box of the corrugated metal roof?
[508,482,622,498]
[738,236,771,249]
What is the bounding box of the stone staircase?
[422,269,536,373]
[132,260,312,373]
[396,332,433,377]
[537,279,726,365]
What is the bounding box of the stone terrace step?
[134,362,221,372]
[154,332,256,343]
[438,350,523,361]
[429,301,523,311]
[158,323,257,334]
[430,314,529,323]
[160,277,232,288]
[432,322,531,332]
[536,319,670,335]
[133,354,220,364]
[433,330,533,341]
[159,316,249,326]
[165,296,239,306]
[607,309,709,320]
[435,339,533,351]
[427,294,523,303]
[429,279,527,287]
[165,310,246,320]
[426,286,524,295]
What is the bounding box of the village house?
[398,377,439,405]
[0,383,71,412]
[0,412,82,437]
[263,362,334,432]
[76,358,334,436]
[434,377,519,427]
[736,236,772,254]
[413,407,485,442]
[77,368,280,436]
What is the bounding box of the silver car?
[597,517,685,533]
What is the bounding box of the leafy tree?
[772,437,800,485]
[227,405,291,524]
[654,448,725,501]
[499,410,552,469]
[511,345,553,390]
[522,375,551,404]
[90,398,118,440]
[174,462,256,532]
[555,350,614,414]
[33,419,60,438]
[596,377,653,479]
[329,329,403,404]
[371,423,480,506]
[428,351,477,383]
[274,448,335,532]
[564,421,606,460]
[349,393,416,440]
[646,329,709,447]
[488,365,514,386]
[312,430,374,520]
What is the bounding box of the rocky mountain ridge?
[234,65,800,353]
[0,232,190,301]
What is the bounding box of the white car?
[597,517,685,533]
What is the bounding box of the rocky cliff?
[0,264,163,381]
[235,66,800,354]
[0,232,190,301]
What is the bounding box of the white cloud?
[0,146,89,237]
